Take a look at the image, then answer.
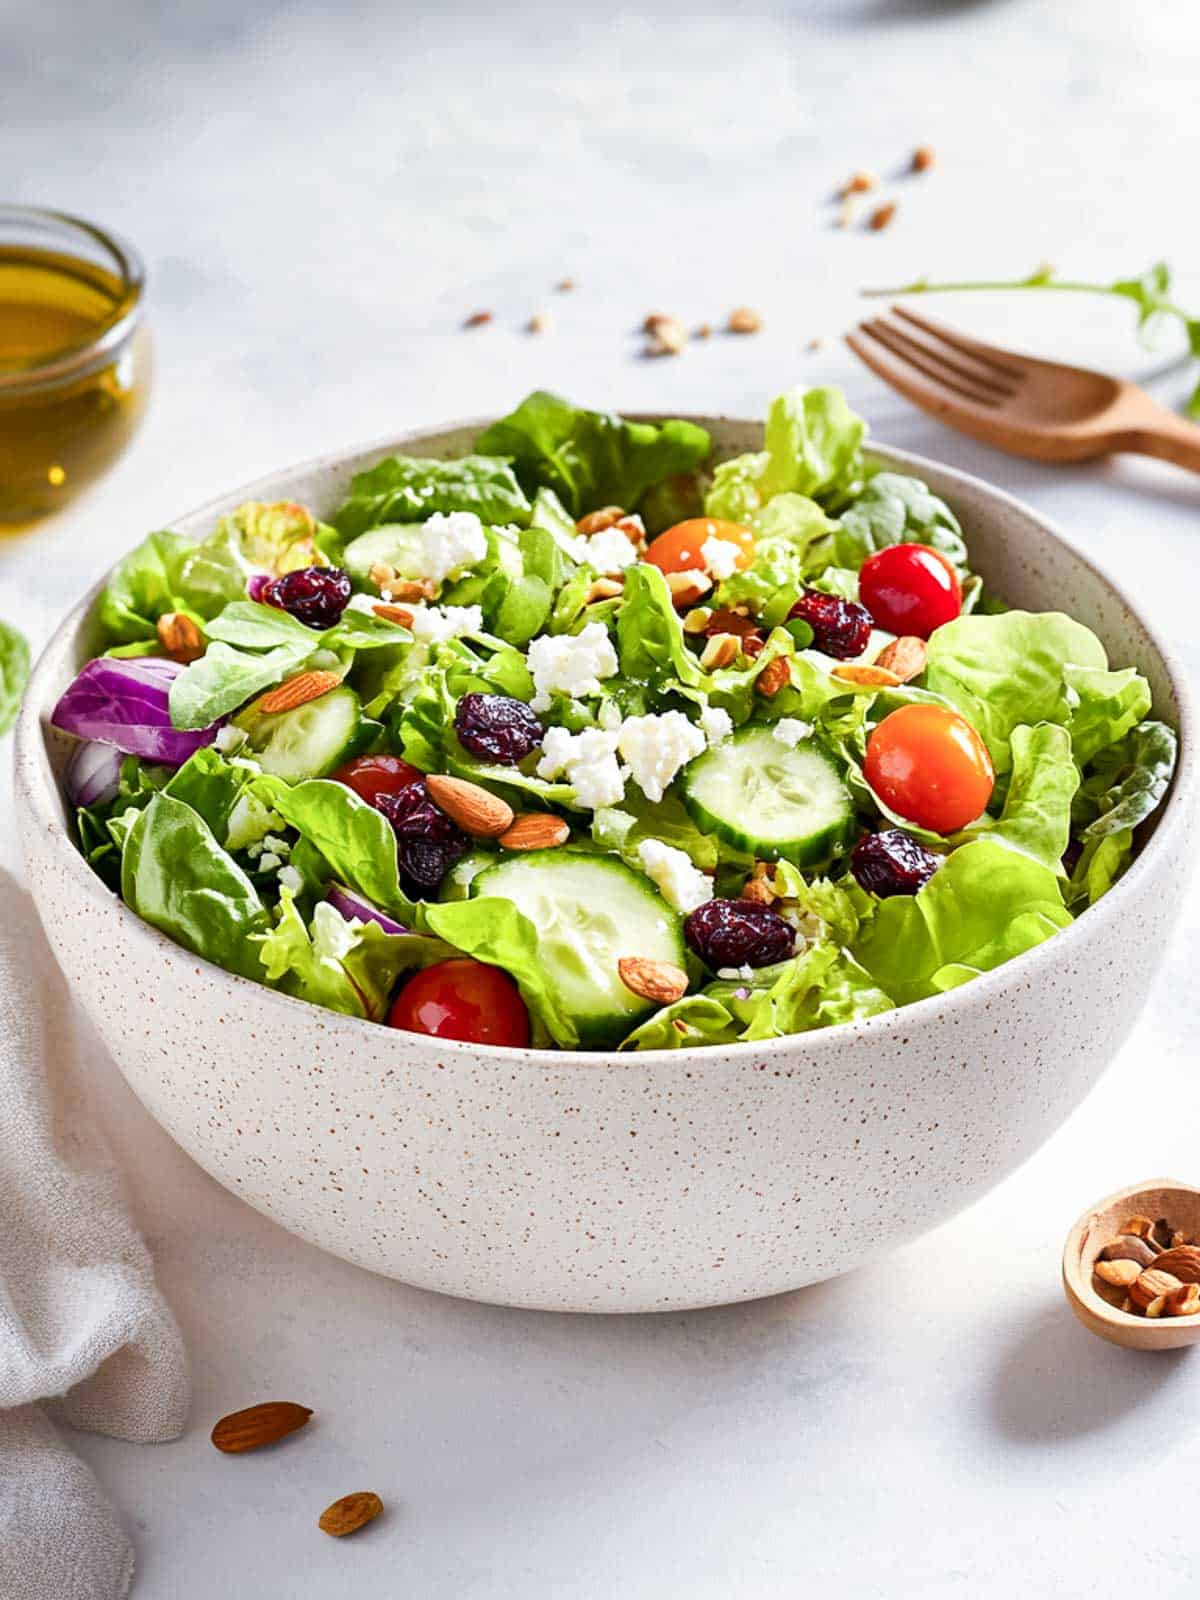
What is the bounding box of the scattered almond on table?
[1093,1217,1200,1318]
[727,307,763,335]
[911,143,936,172]
[210,1401,313,1454]
[867,202,898,232]
[462,310,492,328]
[319,1491,384,1539]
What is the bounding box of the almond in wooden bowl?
[1062,1180,1200,1351]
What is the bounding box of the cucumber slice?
[342,524,427,585]
[470,851,685,1046]
[233,684,364,781]
[680,724,854,867]
[440,850,496,902]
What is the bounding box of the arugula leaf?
[333,454,531,538]
[121,792,269,978]
[853,838,1072,1005]
[425,896,579,1047]
[0,618,30,735]
[475,391,710,517]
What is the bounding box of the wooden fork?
[846,304,1200,473]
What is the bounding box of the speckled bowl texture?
[15,417,1197,1312]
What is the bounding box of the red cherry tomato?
[644,518,755,577]
[332,754,423,808]
[865,704,994,834]
[388,958,531,1048]
[859,543,962,639]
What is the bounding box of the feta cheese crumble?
[717,964,756,981]
[617,711,707,804]
[277,864,304,896]
[419,510,488,587]
[527,622,618,713]
[214,724,248,755]
[701,535,741,581]
[698,705,733,746]
[407,603,483,643]
[772,717,814,748]
[636,839,713,914]
[536,726,626,809]
[584,526,640,577]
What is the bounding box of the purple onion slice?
[327,882,407,935]
[64,739,124,809]
[51,656,221,767]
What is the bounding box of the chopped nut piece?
[665,570,713,608]
[727,307,763,335]
[741,877,776,906]
[528,312,550,335]
[643,312,673,334]
[831,661,902,688]
[463,310,492,328]
[645,316,687,357]
[1144,1295,1169,1319]
[756,656,792,698]
[840,170,878,196]
[388,578,436,603]
[694,322,712,339]
[911,144,936,173]
[700,633,740,671]
[683,607,713,635]
[577,506,627,536]
[556,277,576,292]
[868,202,898,232]
[807,337,824,351]
[368,561,397,590]
[1166,1283,1200,1317]
[1094,1259,1141,1289]
[585,577,624,603]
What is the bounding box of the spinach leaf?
[475,391,710,517]
[834,473,968,572]
[121,792,269,978]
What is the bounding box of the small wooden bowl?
[1062,1179,1200,1350]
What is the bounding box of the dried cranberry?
[787,588,873,660]
[375,781,468,898]
[263,566,352,629]
[851,829,939,898]
[1061,838,1084,877]
[455,693,544,765]
[684,899,796,970]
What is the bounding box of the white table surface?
[5,1,1200,1593]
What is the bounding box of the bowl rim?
[15,414,1197,1068]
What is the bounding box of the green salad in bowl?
[51,386,1178,1053]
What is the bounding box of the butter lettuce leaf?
[425,896,579,1047]
[334,454,531,539]
[959,722,1078,872]
[706,386,866,521]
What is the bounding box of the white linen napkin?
[0,867,190,1599]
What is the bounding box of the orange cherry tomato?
[864,704,994,835]
[644,518,755,577]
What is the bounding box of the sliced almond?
[1129,1267,1183,1312]
[585,577,625,603]
[211,1401,313,1454]
[1094,1259,1141,1289]
[700,633,740,670]
[319,1491,384,1538]
[666,570,712,608]
[577,506,627,536]
[618,956,689,1005]
[426,775,514,838]
[372,603,415,627]
[874,635,927,683]
[831,662,902,689]
[156,611,205,663]
[259,670,342,715]
[498,813,570,851]
[755,656,792,698]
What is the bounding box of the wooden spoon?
[1062,1179,1200,1351]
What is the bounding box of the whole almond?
[1165,1283,1200,1317]
[259,670,341,715]
[156,611,205,663]
[755,656,792,698]
[498,813,570,851]
[874,635,927,683]
[1100,1235,1159,1268]
[1093,1259,1141,1290]
[426,775,514,838]
[1146,1245,1200,1284]
[319,1491,384,1538]
[868,201,898,232]
[372,603,415,627]
[1129,1267,1183,1311]
[831,662,902,689]
[211,1401,312,1454]
[618,956,689,1005]
[727,307,763,335]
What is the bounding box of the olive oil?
[0,241,149,527]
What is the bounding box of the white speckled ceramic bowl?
[14,417,1196,1312]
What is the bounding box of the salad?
[52,387,1178,1052]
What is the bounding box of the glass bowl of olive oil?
[0,205,151,528]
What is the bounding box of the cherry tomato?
[864,704,994,835]
[858,543,962,639]
[644,518,755,577]
[388,958,531,1048]
[332,754,423,808]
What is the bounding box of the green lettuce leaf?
[740,941,894,1039]
[97,530,199,643]
[620,995,742,1051]
[959,722,1078,872]
[333,454,531,538]
[1065,719,1178,908]
[0,618,30,735]
[121,792,269,978]
[706,386,866,521]
[168,641,312,730]
[475,391,710,517]
[832,472,968,572]
[924,611,1149,774]
[852,838,1072,1005]
[160,747,268,846]
[425,896,579,1047]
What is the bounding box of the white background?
[4,1,1200,1593]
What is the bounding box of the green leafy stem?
[862,263,1200,418]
